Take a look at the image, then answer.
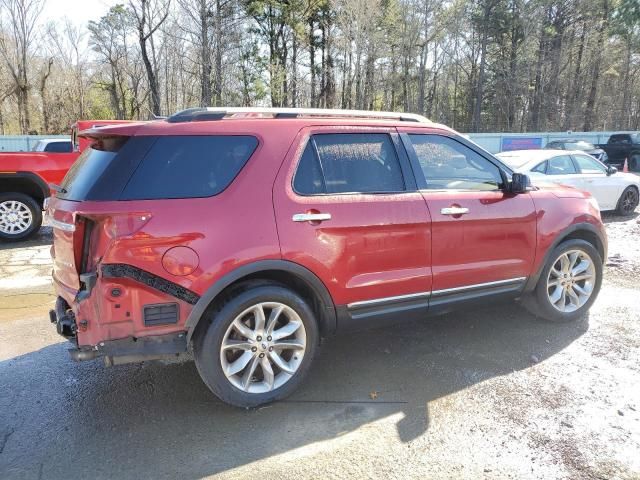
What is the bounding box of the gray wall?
[466,131,637,154]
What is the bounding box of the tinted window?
[610,135,631,144]
[59,136,133,201]
[547,155,577,175]
[121,136,258,200]
[293,142,325,195]
[573,155,606,174]
[408,134,503,190]
[44,141,72,153]
[309,133,405,194]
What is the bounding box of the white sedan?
[497,149,640,215]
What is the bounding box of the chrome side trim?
[49,218,76,232]
[347,277,527,309]
[431,277,527,296]
[348,291,430,309]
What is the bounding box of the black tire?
[193,284,319,408]
[522,239,602,323]
[630,154,640,172]
[616,186,639,216]
[0,192,42,242]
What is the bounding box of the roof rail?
[166,107,430,123]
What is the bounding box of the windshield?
[565,141,596,151]
[496,154,531,169]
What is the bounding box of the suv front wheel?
[523,239,603,322]
[193,284,319,407]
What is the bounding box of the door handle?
[292,212,332,222]
[440,207,469,215]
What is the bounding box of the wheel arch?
[0,172,49,207]
[185,260,337,342]
[524,222,607,293]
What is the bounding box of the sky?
[40,0,121,28]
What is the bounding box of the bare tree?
[130,0,171,116]
[0,0,43,133]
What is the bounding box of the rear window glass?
[59,136,133,201]
[59,135,258,201]
[44,141,72,153]
[121,136,258,200]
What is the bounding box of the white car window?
[573,155,606,174]
[547,155,576,175]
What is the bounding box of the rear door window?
[120,135,258,200]
[547,155,577,175]
[293,133,405,194]
[44,141,72,153]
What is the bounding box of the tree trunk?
[583,0,609,131]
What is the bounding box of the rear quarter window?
[120,135,258,200]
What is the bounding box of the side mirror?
[606,166,617,176]
[510,173,531,194]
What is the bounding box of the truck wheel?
[0,193,42,242]
[193,284,319,408]
[521,239,602,323]
[616,186,639,216]
[630,154,640,172]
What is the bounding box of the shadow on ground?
[0,302,588,479]
[0,226,52,251]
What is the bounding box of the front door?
[273,127,432,327]
[399,131,537,311]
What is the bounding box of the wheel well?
[563,230,605,262]
[0,177,46,207]
[191,269,334,343]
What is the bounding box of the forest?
[0,0,638,135]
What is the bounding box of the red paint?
[49,117,605,349]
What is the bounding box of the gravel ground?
[0,212,639,480]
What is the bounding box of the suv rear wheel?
[193,284,319,407]
[0,192,42,242]
[523,239,602,322]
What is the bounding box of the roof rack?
[166,107,430,124]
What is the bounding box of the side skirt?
[337,277,527,331]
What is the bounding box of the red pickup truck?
[0,120,134,241]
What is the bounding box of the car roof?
[38,138,70,143]
[78,108,458,139]
[496,149,594,170]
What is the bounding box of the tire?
[630,154,640,172]
[616,186,639,216]
[193,284,319,408]
[0,192,42,242]
[522,239,602,323]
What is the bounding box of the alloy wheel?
[220,302,307,394]
[0,200,33,235]
[620,189,638,214]
[546,249,596,313]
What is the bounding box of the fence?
[0,131,636,154]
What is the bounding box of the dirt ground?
[0,210,639,480]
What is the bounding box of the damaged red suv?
[49,108,606,407]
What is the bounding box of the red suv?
[49,108,606,407]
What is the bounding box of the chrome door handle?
[292,213,332,222]
[440,207,469,215]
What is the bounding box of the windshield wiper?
[49,183,67,194]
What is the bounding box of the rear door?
[543,154,585,191]
[399,131,536,311]
[273,126,432,327]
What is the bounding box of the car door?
[399,131,537,312]
[273,126,432,329]
[571,153,620,210]
[541,154,585,191]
